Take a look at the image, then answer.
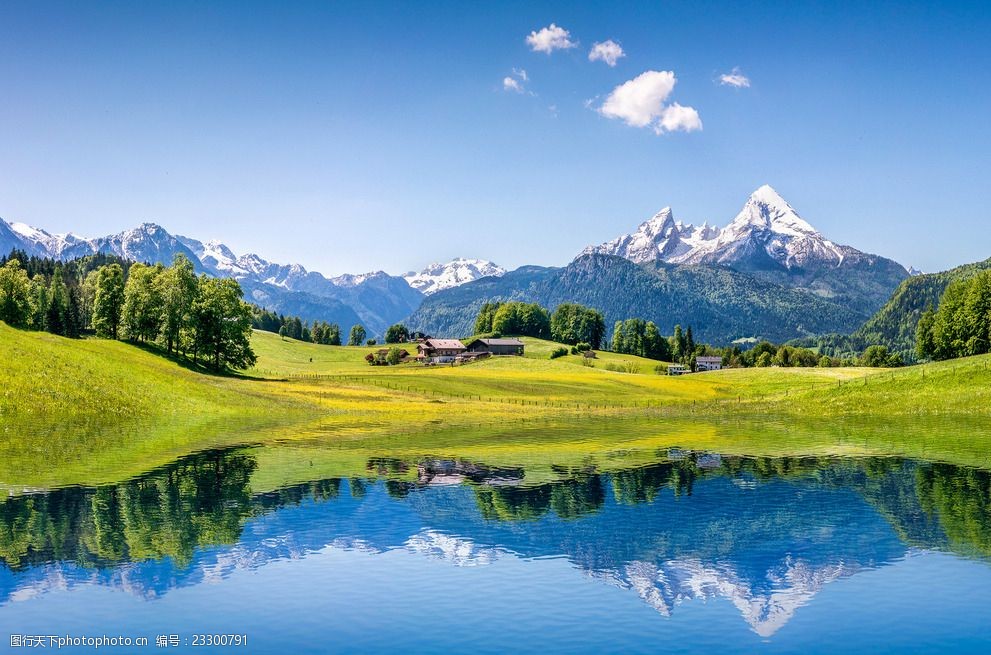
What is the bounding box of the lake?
[2,420,991,654]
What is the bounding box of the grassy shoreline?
[3,323,991,489]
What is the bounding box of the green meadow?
[2,322,991,491]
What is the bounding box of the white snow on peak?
[404,258,506,295]
[585,185,853,270]
[729,184,817,237]
[583,207,719,263]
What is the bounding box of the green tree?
[0,259,34,327]
[348,324,366,346]
[121,263,164,342]
[157,254,198,355]
[473,302,502,334]
[386,346,403,365]
[92,264,125,339]
[45,265,70,335]
[190,276,257,371]
[860,345,893,367]
[384,323,410,343]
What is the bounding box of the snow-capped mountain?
[0,216,423,336]
[584,207,719,264]
[586,184,903,274]
[404,258,506,295]
[582,184,909,316]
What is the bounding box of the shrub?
[366,339,377,346]
[549,347,569,359]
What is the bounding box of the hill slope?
[854,256,991,353]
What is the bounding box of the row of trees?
[0,251,256,371]
[0,250,137,338]
[611,319,675,361]
[916,270,991,361]
[252,308,344,346]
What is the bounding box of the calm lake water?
[2,430,991,654]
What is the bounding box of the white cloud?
[719,67,751,88]
[657,103,703,134]
[513,67,528,82]
[526,23,576,53]
[503,76,524,93]
[598,70,701,134]
[588,40,625,67]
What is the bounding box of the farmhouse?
[696,356,723,372]
[465,338,525,356]
[667,364,690,376]
[417,338,467,362]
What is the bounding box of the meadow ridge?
[3,323,991,489]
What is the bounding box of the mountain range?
[0,218,502,337]
[2,184,916,343]
[409,186,911,343]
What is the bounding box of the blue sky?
[1,1,989,275]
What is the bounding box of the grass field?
[3,323,991,490]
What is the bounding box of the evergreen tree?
[45,265,69,335]
[93,264,125,339]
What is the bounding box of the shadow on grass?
[127,340,282,381]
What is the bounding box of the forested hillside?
[406,254,867,344]
[854,257,991,355]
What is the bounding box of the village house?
[667,364,690,376]
[465,338,525,356]
[417,338,467,363]
[695,356,724,372]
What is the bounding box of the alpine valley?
[2,185,914,343]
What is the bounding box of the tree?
[491,301,550,338]
[0,259,35,327]
[385,323,410,343]
[348,324,366,346]
[190,276,257,371]
[860,345,893,367]
[474,302,502,334]
[920,271,991,361]
[671,325,685,362]
[915,306,936,361]
[278,325,287,340]
[386,346,403,365]
[157,254,198,355]
[121,263,164,342]
[44,265,70,335]
[92,264,125,339]
[550,303,607,349]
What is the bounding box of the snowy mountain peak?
[730,184,818,237]
[583,205,717,263]
[583,185,875,272]
[404,258,506,295]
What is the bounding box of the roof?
[696,356,723,362]
[469,338,525,347]
[423,338,466,350]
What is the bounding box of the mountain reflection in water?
[1,447,990,638]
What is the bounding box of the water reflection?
[1,447,990,637]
